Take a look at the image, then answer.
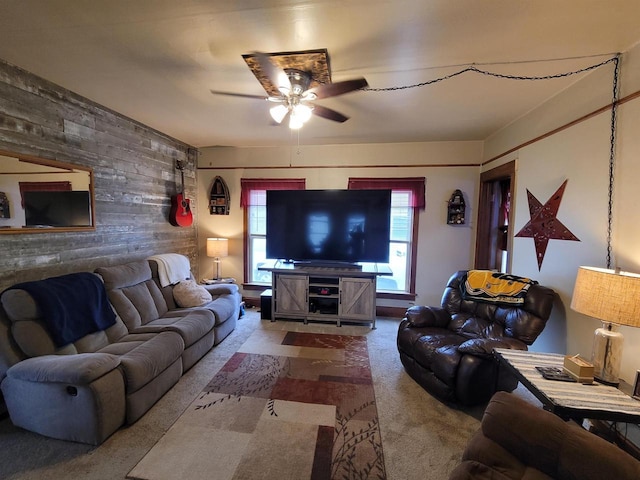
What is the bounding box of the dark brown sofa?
[450,391,640,480]
[397,270,555,405]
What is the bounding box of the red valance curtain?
[348,177,426,209]
[240,178,306,207]
[19,181,72,207]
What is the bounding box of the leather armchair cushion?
[430,345,462,388]
[399,327,466,368]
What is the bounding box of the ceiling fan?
[210,50,368,129]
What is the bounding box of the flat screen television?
[266,189,391,265]
[24,191,92,227]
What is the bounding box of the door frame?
[474,160,516,271]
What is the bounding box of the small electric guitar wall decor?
[169,160,193,227]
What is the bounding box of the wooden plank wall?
[0,59,198,291]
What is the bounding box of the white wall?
[196,141,482,307]
[484,44,640,384]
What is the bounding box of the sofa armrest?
[458,337,526,359]
[6,353,120,385]
[480,392,640,479]
[2,353,125,445]
[203,283,239,296]
[403,305,451,328]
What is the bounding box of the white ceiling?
[0,1,639,148]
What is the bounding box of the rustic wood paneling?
[0,59,198,291]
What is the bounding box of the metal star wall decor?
[515,179,580,270]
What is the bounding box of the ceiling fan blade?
[253,52,291,93]
[311,104,349,123]
[307,77,368,99]
[210,90,267,100]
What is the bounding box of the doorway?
[475,161,515,272]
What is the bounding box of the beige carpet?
[0,310,495,479]
[128,329,385,479]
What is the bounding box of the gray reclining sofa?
[0,256,241,445]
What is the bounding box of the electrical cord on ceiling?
[362,53,622,269]
[361,55,619,92]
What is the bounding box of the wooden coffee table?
[494,348,640,424]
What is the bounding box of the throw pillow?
[173,280,212,308]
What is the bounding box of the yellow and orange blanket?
[462,270,537,306]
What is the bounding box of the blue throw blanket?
[9,272,117,347]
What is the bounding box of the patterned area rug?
[128,329,386,480]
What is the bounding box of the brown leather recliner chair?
[449,391,640,479]
[397,270,555,406]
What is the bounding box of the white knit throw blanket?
[148,253,191,287]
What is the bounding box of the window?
[19,181,71,207]
[246,189,269,284]
[383,190,413,291]
[242,177,424,295]
[349,177,425,295]
[241,179,305,284]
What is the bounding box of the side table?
[494,348,640,424]
[202,277,236,285]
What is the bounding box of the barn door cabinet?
[272,269,376,328]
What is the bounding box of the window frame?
[241,177,422,301]
[240,179,305,286]
[348,177,425,299]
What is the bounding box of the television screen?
[266,189,391,264]
[24,191,92,227]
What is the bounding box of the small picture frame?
[633,370,640,400]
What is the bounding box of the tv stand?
[268,265,377,328]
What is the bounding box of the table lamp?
[570,266,640,386]
[206,237,229,280]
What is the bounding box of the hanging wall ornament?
[515,179,580,270]
[209,176,230,215]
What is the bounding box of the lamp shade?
[206,238,228,258]
[570,266,640,328]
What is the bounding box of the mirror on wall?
[0,150,95,234]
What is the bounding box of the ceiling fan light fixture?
[269,104,289,123]
[293,104,313,124]
[301,91,317,101]
[276,71,291,93]
[218,50,366,130]
[289,112,304,130]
